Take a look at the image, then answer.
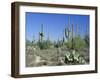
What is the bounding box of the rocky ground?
[26,46,89,67]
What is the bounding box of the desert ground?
[26,45,89,67]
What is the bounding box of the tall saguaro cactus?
[62,29,65,43]
[76,24,78,36]
[65,16,71,40]
[65,27,70,40]
[85,24,89,47]
[86,24,89,35]
[72,24,74,49]
[39,24,44,43]
[64,16,75,50]
[38,24,45,49]
[32,35,35,44]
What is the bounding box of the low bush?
[66,36,87,50]
[37,40,52,49]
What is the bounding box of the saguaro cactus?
[65,27,69,40]
[71,24,74,49]
[65,16,71,40]
[86,24,89,35]
[84,24,89,47]
[76,24,78,36]
[38,24,44,49]
[32,35,35,44]
[39,24,44,43]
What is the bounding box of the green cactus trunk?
[40,24,44,43]
[72,24,74,49]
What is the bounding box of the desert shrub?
[37,40,52,49]
[26,40,33,46]
[54,40,63,48]
[73,36,86,50]
[66,36,86,50]
[64,40,72,49]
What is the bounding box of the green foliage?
[37,40,52,49]
[73,36,86,50]
[26,40,33,46]
[84,35,89,47]
[64,50,86,64]
[65,40,72,49]
[54,40,63,48]
[66,36,87,50]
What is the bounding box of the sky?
[25,12,89,42]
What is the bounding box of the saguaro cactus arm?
[65,27,71,40]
